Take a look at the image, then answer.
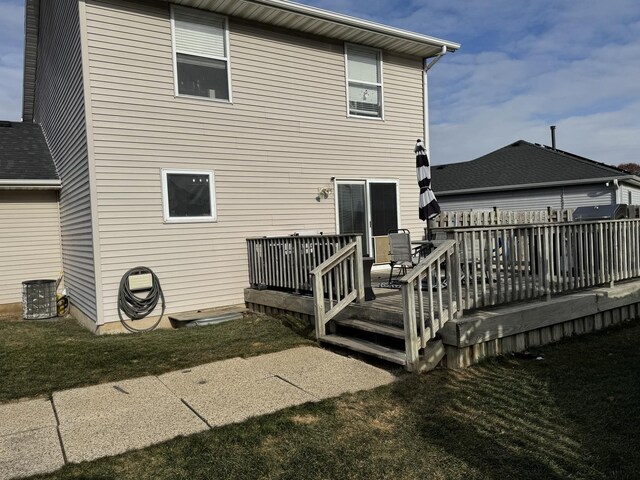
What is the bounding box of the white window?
[171,6,231,101]
[161,169,217,223]
[345,44,383,119]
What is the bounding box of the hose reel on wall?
[117,267,165,333]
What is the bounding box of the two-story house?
[20,0,459,332]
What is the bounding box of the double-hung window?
[171,6,231,101]
[346,44,383,119]
[161,169,217,223]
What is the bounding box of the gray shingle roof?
[0,121,58,181]
[432,140,631,194]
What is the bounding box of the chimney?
[550,125,556,150]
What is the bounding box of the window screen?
[370,183,398,236]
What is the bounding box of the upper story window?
[345,44,383,119]
[171,6,231,102]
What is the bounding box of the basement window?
[161,169,217,223]
[171,6,231,101]
[345,44,383,119]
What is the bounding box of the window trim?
[344,43,384,120]
[170,5,233,103]
[161,168,217,223]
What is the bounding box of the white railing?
[399,239,461,371]
[310,238,365,338]
[246,234,357,292]
[432,208,573,229]
[453,219,640,311]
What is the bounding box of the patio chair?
[386,229,431,285]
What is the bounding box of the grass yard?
[0,313,314,403]
[25,318,640,480]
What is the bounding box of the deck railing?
[246,234,357,292]
[310,237,365,338]
[452,219,640,311]
[399,239,462,371]
[432,208,573,229]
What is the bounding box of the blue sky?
[1,0,639,165]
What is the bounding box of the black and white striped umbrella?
[415,139,441,221]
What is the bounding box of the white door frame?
[334,178,401,254]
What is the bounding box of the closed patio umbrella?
[416,139,440,221]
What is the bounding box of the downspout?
[422,45,447,159]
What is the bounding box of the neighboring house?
[18,0,460,331]
[0,122,62,310]
[432,140,640,212]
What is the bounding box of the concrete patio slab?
[0,427,64,480]
[245,346,397,399]
[158,357,272,393]
[159,360,314,427]
[0,398,56,437]
[53,376,207,463]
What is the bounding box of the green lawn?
[25,318,640,480]
[0,313,314,403]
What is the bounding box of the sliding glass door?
[336,180,399,255]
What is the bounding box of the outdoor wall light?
[316,186,333,202]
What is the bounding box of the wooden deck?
[245,220,640,370]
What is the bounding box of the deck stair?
[320,317,446,372]
[310,238,461,372]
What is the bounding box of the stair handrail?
[398,239,461,371]
[310,237,364,339]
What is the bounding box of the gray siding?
[0,191,62,305]
[562,184,614,209]
[33,0,98,321]
[439,184,615,212]
[620,183,640,205]
[84,0,426,323]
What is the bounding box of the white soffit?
[163,0,460,58]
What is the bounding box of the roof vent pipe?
[550,125,556,150]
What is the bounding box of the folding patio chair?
[386,229,432,285]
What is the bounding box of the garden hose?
[117,266,165,333]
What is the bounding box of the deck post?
[354,236,365,304]
[401,283,419,372]
[312,271,326,339]
[453,240,463,317]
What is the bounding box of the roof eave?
[22,0,40,122]
[436,176,639,196]
[0,179,61,190]
[165,0,460,56]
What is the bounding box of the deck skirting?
[442,280,640,369]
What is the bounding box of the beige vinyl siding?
[85,0,425,323]
[34,0,98,321]
[0,191,62,305]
